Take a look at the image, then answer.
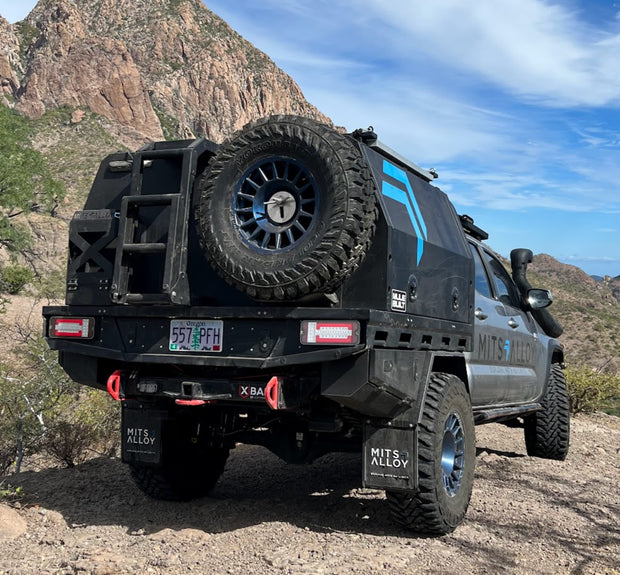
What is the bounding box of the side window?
[481,249,522,308]
[469,244,492,299]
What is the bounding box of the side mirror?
[527,288,553,310]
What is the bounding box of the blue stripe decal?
[381,160,428,265]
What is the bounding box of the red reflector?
[300,320,360,345]
[49,317,94,339]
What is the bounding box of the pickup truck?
[42,115,569,534]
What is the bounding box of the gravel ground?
[0,413,618,575]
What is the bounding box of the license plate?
[169,320,223,352]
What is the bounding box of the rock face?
[0,17,22,100]
[1,0,329,147]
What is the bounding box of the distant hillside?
[599,274,620,304]
[529,255,619,373]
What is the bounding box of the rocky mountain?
[601,275,620,304]
[0,0,329,148]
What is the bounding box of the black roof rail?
[460,214,489,241]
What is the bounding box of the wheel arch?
[430,353,469,393]
[550,344,564,366]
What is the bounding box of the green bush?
[564,364,620,415]
[0,264,33,295]
[34,268,66,300]
[0,482,23,503]
[0,330,119,475]
[43,388,119,467]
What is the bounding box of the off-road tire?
[129,421,229,501]
[196,115,377,300]
[387,373,475,534]
[129,446,229,501]
[524,364,570,460]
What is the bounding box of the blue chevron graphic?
[381,160,428,265]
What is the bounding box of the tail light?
[300,320,360,345]
[48,317,95,339]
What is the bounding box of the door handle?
[475,308,488,320]
[508,318,519,329]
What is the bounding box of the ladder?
[110,139,216,305]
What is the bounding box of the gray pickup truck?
[42,115,569,534]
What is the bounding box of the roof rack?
[460,214,488,241]
[350,127,438,182]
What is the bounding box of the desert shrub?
[564,364,620,415]
[34,268,66,300]
[0,328,119,474]
[0,104,65,257]
[0,264,33,294]
[0,435,16,476]
[43,388,119,467]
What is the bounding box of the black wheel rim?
[232,157,319,253]
[441,412,465,497]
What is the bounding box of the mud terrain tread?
[387,373,475,534]
[524,364,570,460]
[196,115,377,300]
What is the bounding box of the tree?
[0,104,65,256]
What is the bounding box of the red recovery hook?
[106,370,123,401]
[265,376,282,410]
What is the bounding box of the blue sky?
[2,0,619,276]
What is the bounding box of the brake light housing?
[48,316,95,339]
[300,320,360,345]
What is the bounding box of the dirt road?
[0,413,618,575]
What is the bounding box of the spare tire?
[196,115,377,300]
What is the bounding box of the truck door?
[466,243,541,408]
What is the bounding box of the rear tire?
[196,115,377,300]
[129,420,229,501]
[524,364,570,460]
[387,373,475,534]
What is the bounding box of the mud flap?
[362,422,417,491]
[121,403,166,466]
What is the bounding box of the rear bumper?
[43,304,471,419]
[42,304,372,369]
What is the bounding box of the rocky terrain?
[0,413,618,575]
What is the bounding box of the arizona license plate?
[169,320,223,352]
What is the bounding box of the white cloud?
[572,125,620,148]
[362,0,620,107]
[305,79,511,163]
